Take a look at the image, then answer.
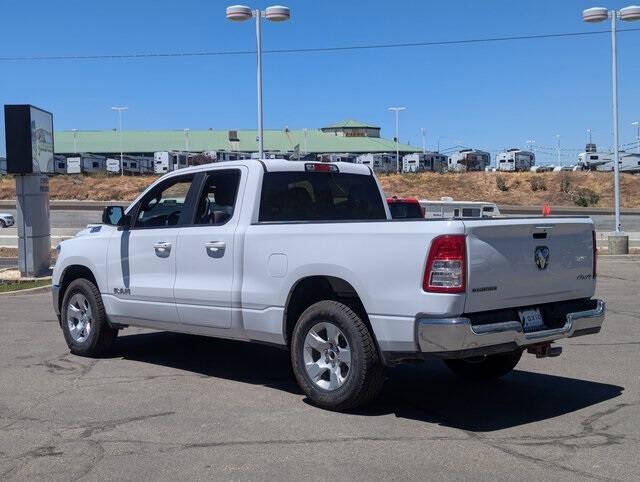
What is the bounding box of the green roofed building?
[54,120,419,156]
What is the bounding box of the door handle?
[205,241,226,257]
[153,241,172,258]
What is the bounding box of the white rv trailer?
[53,155,67,174]
[154,151,189,173]
[447,149,491,171]
[106,158,120,174]
[402,152,448,173]
[0,157,6,175]
[496,149,535,172]
[355,153,397,173]
[122,155,153,175]
[419,197,501,219]
[317,153,357,163]
[65,154,107,174]
[66,157,82,174]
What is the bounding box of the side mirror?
[102,206,127,226]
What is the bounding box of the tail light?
[592,230,597,279]
[423,235,466,293]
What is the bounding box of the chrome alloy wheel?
[66,293,93,343]
[303,321,351,391]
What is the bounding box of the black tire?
[444,350,522,381]
[291,300,385,411]
[0,220,6,228]
[61,278,117,357]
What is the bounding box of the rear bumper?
[416,299,605,358]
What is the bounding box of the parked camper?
[122,155,153,175]
[402,152,448,173]
[496,149,535,172]
[317,153,357,164]
[355,153,397,173]
[447,149,491,171]
[53,155,67,174]
[419,197,501,219]
[66,157,82,174]
[106,158,120,174]
[0,157,6,175]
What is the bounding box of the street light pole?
[633,121,640,153]
[556,134,561,165]
[388,106,406,173]
[226,5,290,160]
[71,129,78,154]
[587,128,593,144]
[421,127,426,154]
[111,106,128,177]
[583,5,640,234]
[184,128,190,166]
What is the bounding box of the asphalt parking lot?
[1,257,638,480]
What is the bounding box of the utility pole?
[556,134,561,165]
[71,128,78,154]
[111,106,128,176]
[421,127,426,154]
[388,107,406,173]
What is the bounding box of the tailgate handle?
[533,232,547,239]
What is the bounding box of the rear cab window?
[259,171,386,222]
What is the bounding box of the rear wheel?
[444,350,522,381]
[61,278,117,356]
[291,300,385,411]
[0,220,6,228]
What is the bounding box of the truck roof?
[157,159,373,178]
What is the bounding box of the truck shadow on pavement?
[112,331,623,432]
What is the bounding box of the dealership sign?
[4,105,54,174]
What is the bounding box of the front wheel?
[0,220,6,228]
[444,350,522,381]
[61,278,118,356]
[291,300,385,411]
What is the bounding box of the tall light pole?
[71,128,78,154]
[184,128,190,166]
[226,5,290,160]
[583,5,640,234]
[111,106,128,176]
[633,121,640,153]
[587,128,593,144]
[387,106,405,173]
[556,134,561,165]
[421,127,426,154]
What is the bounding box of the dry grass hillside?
[1,171,639,207]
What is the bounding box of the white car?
[0,213,14,228]
[52,160,605,410]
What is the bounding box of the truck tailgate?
[463,217,596,313]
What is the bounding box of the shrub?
[529,176,547,192]
[574,188,600,207]
[496,175,509,192]
[559,174,571,194]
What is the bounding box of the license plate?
[519,308,544,332]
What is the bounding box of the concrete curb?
[0,284,52,296]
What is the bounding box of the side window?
[135,175,195,228]
[194,169,241,225]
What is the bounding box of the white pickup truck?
[52,160,605,410]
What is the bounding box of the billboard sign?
[4,105,54,174]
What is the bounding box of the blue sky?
[1,0,639,163]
